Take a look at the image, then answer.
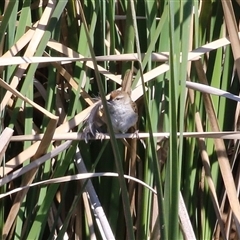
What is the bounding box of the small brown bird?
[106,90,138,133]
[84,90,138,138]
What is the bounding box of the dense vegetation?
[1,0,240,239]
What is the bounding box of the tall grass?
[1,0,240,239]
